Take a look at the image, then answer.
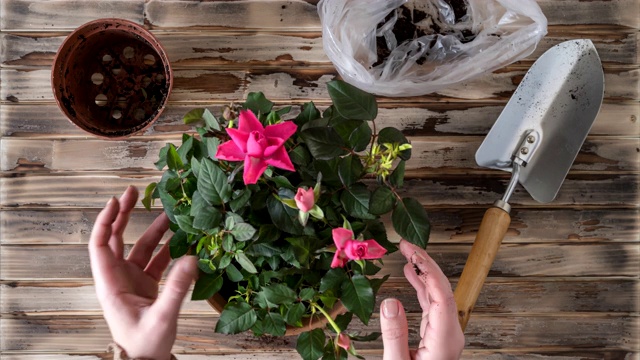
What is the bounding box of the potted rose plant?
[142,80,430,360]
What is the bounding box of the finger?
[400,240,452,303]
[151,256,198,323]
[380,298,411,360]
[145,242,171,281]
[127,213,170,269]
[109,186,138,259]
[88,197,120,296]
[403,263,430,312]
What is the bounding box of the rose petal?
[263,137,286,157]
[295,187,315,213]
[226,127,249,153]
[332,228,354,250]
[238,110,264,134]
[264,121,297,140]
[216,140,246,161]
[360,239,387,259]
[243,156,268,185]
[246,131,266,157]
[331,250,347,268]
[265,146,295,171]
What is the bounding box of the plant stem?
[313,303,342,334]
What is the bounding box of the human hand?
[88,186,198,360]
[380,240,465,360]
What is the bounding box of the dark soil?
[374,0,475,67]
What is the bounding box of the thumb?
[153,256,198,323]
[380,298,411,360]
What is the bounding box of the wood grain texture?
[1,102,637,138]
[2,208,638,245]
[1,314,636,352]
[1,0,638,358]
[2,29,638,68]
[2,67,638,103]
[2,137,637,173]
[1,243,638,280]
[1,174,638,208]
[2,278,636,315]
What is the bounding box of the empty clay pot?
[52,19,172,139]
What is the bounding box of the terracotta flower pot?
[207,293,347,336]
[52,18,172,139]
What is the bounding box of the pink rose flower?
[330,227,387,268]
[337,332,351,351]
[215,110,296,185]
[294,187,315,213]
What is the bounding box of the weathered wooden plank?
[3,174,637,208]
[1,0,638,31]
[2,102,637,138]
[1,244,637,280]
[0,0,145,30]
[0,351,637,360]
[2,208,637,245]
[2,29,637,68]
[1,314,636,351]
[2,67,637,104]
[2,278,637,315]
[2,137,637,173]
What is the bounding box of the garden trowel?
[453,39,604,331]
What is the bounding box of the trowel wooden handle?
[453,207,511,331]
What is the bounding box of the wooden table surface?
[1,0,638,359]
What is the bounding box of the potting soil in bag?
[318,0,547,97]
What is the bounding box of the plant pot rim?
[206,293,347,337]
[51,18,173,139]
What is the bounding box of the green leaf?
[296,329,326,360]
[256,224,281,244]
[369,187,396,215]
[191,191,222,230]
[191,273,223,300]
[327,80,378,121]
[229,189,252,212]
[198,258,216,274]
[299,288,315,301]
[202,109,220,130]
[295,101,321,126]
[267,195,304,235]
[299,127,348,160]
[392,197,430,248]
[183,108,205,124]
[290,145,312,166]
[166,144,184,171]
[231,223,257,241]
[262,283,297,305]
[175,215,199,235]
[340,184,375,220]
[154,144,170,170]
[349,121,373,152]
[338,155,363,187]
[341,274,374,325]
[245,243,282,257]
[222,234,234,252]
[276,106,292,117]
[389,160,405,188]
[333,312,353,333]
[204,137,221,161]
[168,229,189,258]
[285,302,306,327]
[244,92,273,116]
[198,158,232,206]
[320,268,347,293]
[225,264,244,282]
[141,182,157,210]
[350,332,382,342]
[215,302,257,334]
[177,135,193,164]
[218,253,232,269]
[378,127,411,160]
[235,252,257,273]
[271,175,295,190]
[191,157,202,178]
[263,311,286,337]
[370,274,390,295]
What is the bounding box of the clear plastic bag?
[318,0,547,97]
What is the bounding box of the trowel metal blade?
[475,39,605,203]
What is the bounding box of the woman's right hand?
[380,240,465,360]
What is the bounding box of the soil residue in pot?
[374,0,475,67]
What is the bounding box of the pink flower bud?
[337,332,351,351]
[344,239,387,261]
[294,187,315,213]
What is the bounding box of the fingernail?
[414,250,428,261]
[106,197,116,206]
[382,299,399,319]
